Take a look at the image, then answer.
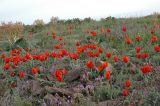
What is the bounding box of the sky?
[0,0,160,25]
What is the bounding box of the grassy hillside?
[0,14,160,106]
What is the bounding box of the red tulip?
[52,33,56,39]
[59,36,63,41]
[106,52,112,58]
[45,51,50,57]
[10,71,15,77]
[154,45,160,52]
[106,71,111,80]
[51,52,57,58]
[57,76,63,81]
[55,69,63,81]
[135,35,142,41]
[125,38,132,44]
[97,64,104,71]
[94,52,100,57]
[122,26,127,32]
[114,55,119,62]
[102,61,108,68]
[141,53,149,59]
[122,56,129,63]
[88,51,94,57]
[106,28,111,33]
[151,35,158,43]
[76,42,80,46]
[125,80,132,88]
[54,44,61,49]
[86,60,94,69]
[135,47,141,53]
[22,57,28,62]
[122,89,129,96]
[19,71,25,78]
[101,27,105,33]
[1,53,6,59]
[69,53,79,60]
[61,69,68,75]
[5,57,10,63]
[25,53,32,60]
[4,63,10,70]
[32,67,39,74]
[136,54,141,59]
[77,47,84,54]
[25,47,30,52]
[141,65,153,74]
[90,31,97,36]
[98,47,103,53]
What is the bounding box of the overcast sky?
[0,0,160,25]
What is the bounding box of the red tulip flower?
[114,55,119,62]
[102,61,108,68]
[55,69,63,81]
[90,31,97,36]
[32,67,39,74]
[125,80,132,88]
[76,42,80,46]
[98,47,103,53]
[1,53,6,59]
[154,45,160,52]
[122,56,129,63]
[106,28,111,33]
[101,27,105,33]
[4,63,10,70]
[122,26,127,32]
[19,71,25,78]
[136,54,141,59]
[106,52,112,58]
[141,65,153,74]
[52,33,56,39]
[135,47,141,53]
[59,36,63,41]
[10,71,15,77]
[106,71,111,80]
[122,89,129,96]
[141,53,149,59]
[86,60,94,69]
[151,35,158,43]
[135,35,142,41]
[5,57,10,63]
[125,38,132,44]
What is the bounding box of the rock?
[44,93,71,106]
[31,80,46,96]
[44,93,58,105]
[65,68,87,82]
[0,80,8,96]
[45,86,72,97]
[0,89,14,106]
[15,79,32,97]
[46,74,55,81]
[130,63,137,74]
[71,84,84,93]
